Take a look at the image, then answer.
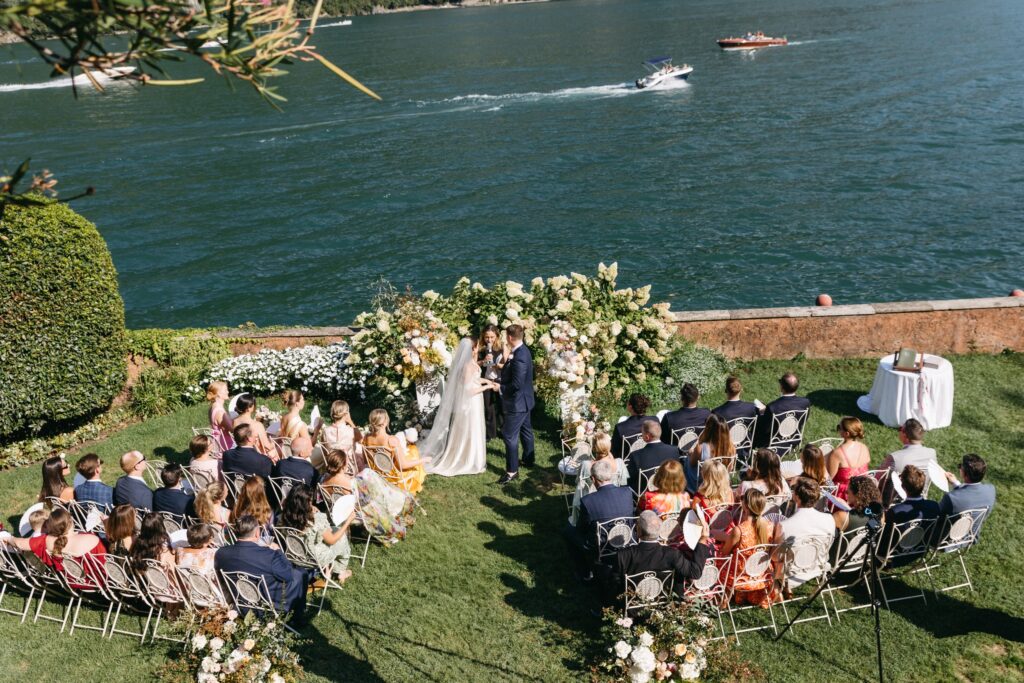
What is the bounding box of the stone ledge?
[673,296,1023,322]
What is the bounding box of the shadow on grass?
[806,389,878,422]
[884,579,1024,644]
[302,619,386,682]
[153,445,190,465]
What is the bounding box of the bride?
[422,338,498,477]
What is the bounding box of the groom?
[498,324,535,485]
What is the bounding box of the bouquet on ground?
[596,603,716,682]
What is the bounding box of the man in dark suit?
[613,510,710,598]
[562,459,634,581]
[754,372,812,447]
[498,324,536,485]
[273,449,317,489]
[214,515,307,625]
[627,421,682,494]
[660,383,712,445]
[882,465,942,566]
[711,376,760,422]
[153,463,196,519]
[611,394,660,460]
[222,423,274,481]
[113,450,154,511]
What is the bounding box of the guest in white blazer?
[780,477,836,586]
[880,419,937,503]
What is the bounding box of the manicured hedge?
[0,199,126,440]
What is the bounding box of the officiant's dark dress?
[478,346,503,440]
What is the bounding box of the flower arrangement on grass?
[156,608,303,683]
[195,343,359,399]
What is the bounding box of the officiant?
[477,324,505,440]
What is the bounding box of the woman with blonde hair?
[685,413,736,495]
[194,482,231,527]
[362,409,430,495]
[827,417,870,501]
[315,400,365,471]
[279,389,313,459]
[570,432,627,525]
[206,380,234,453]
[693,460,736,548]
[231,476,274,544]
[637,459,690,515]
[721,489,781,608]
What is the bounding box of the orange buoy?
[1011,289,1024,297]
[816,293,833,307]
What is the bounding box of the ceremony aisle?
[0,355,1021,682]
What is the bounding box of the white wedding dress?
[422,339,487,477]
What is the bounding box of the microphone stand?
[774,515,885,683]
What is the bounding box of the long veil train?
[421,338,486,476]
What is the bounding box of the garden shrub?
[0,199,126,441]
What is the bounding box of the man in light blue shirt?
[938,453,996,541]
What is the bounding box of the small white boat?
[635,57,693,89]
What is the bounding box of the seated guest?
[314,400,365,472]
[38,455,74,504]
[188,434,221,487]
[273,440,318,489]
[2,508,105,584]
[827,417,871,501]
[712,376,760,422]
[321,450,415,546]
[279,484,356,586]
[614,510,710,598]
[720,489,781,608]
[279,390,314,460]
[222,423,274,482]
[129,512,175,571]
[888,466,941,525]
[27,509,50,538]
[755,372,811,448]
[194,482,231,528]
[779,477,835,586]
[830,475,883,564]
[231,475,275,545]
[153,463,196,519]
[571,432,627,526]
[611,393,659,460]
[113,451,154,511]
[685,414,736,495]
[879,419,936,503]
[231,393,277,458]
[74,453,113,510]
[738,448,791,497]
[362,409,430,496]
[206,380,235,453]
[562,459,634,581]
[214,514,308,624]
[938,454,996,539]
[660,383,712,445]
[626,420,682,494]
[692,461,736,547]
[637,460,691,516]
[790,444,829,486]
[176,523,217,577]
[104,504,137,554]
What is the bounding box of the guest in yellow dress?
[362,409,430,495]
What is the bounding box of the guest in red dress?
[4,508,105,589]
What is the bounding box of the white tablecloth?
[856,354,954,429]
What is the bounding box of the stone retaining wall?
[214,297,1024,360]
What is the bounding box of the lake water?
[2,0,1023,328]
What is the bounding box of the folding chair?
[875,518,937,608]
[766,409,809,458]
[318,484,371,569]
[764,492,793,519]
[776,536,832,629]
[158,512,185,536]
[919,508,988,594]
[620,432,645,461]
[20,551,74,631]
[274,526,343,617]
[175,565,228,611]
[707,504,737,542]
[192,427,224,459]
[823,526,874,620]
[595,517,638,565]
[222,471,250,505]
[635,465,661,498]
[137,559,186,642]
[142,460,169,491]
[0,550,37,623]
[725,416,757,466]
[269,476,304,509]
[685,554,733,640]
[219,570,298,634]
[623,570,674,616]
[88,553,153,642]
[701,455,737,477]
[60,554,110,636]
[67,500,108,534]
[671,426,703,451]
[725,544,779,642]
[866,469,891,492]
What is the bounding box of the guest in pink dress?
[827,417,871,501]
[206,381,234,454]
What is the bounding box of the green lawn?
[1,354,1022,682]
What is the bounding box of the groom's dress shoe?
[498,472,519,485]
[521,458,535,468]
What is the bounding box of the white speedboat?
[635,57,693,89]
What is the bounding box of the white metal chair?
[89,553,153,642]
[0,550,37,623]
[823,526,874,620]
[268,476,305,509]
[657,513,683,546]
[318,484,372,569]
[623,570,674,616]
[671,426,703,451]
[700,455,737,476]
[726,416,757,460]
[66,499,109,534]
[274,526,343,617]
[60,554,110,636]
[20,551,74,631]
[620,432,645,461]
[142,459,169,491]
[776,536,833,628]
[685,554,733,640]
[919,508,988,594]
[875,518,938,608]
[767,409,809,458]
[175,565,228,612]
[137,559,186,642]
[219,570,298,634]
[635,465,661,498]
[810,437,842,456]
[726,544,779,642]
[158,512,185,536]
[595,517,638,564]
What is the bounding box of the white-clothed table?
[856,354,954,429]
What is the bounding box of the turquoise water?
[2,0,1022,327]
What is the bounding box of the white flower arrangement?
[598,603,716,683]
[198,343,360,398]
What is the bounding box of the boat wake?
[317,20,353,28]
[0,69,134,93]
[420,79,688,108]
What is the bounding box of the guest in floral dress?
[720,489,781,608]
[321,450,415,545]
[637,460,691,516]
[280,485,355,584]
[176,523,218,577]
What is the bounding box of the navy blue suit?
[113,476,153,511]
[882,497,942,566]
[214,541,307,621]
[712,399,759,422]
[153,487,195,519]
[611,415,660,460]
[564,483,635,577]
[660,407,711,445]
[273,457,317,488]
[627,441,682,493]
[75,480,113,510]
[755,395,811,447]
[222,445,274,481]
[499,344,536,472]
